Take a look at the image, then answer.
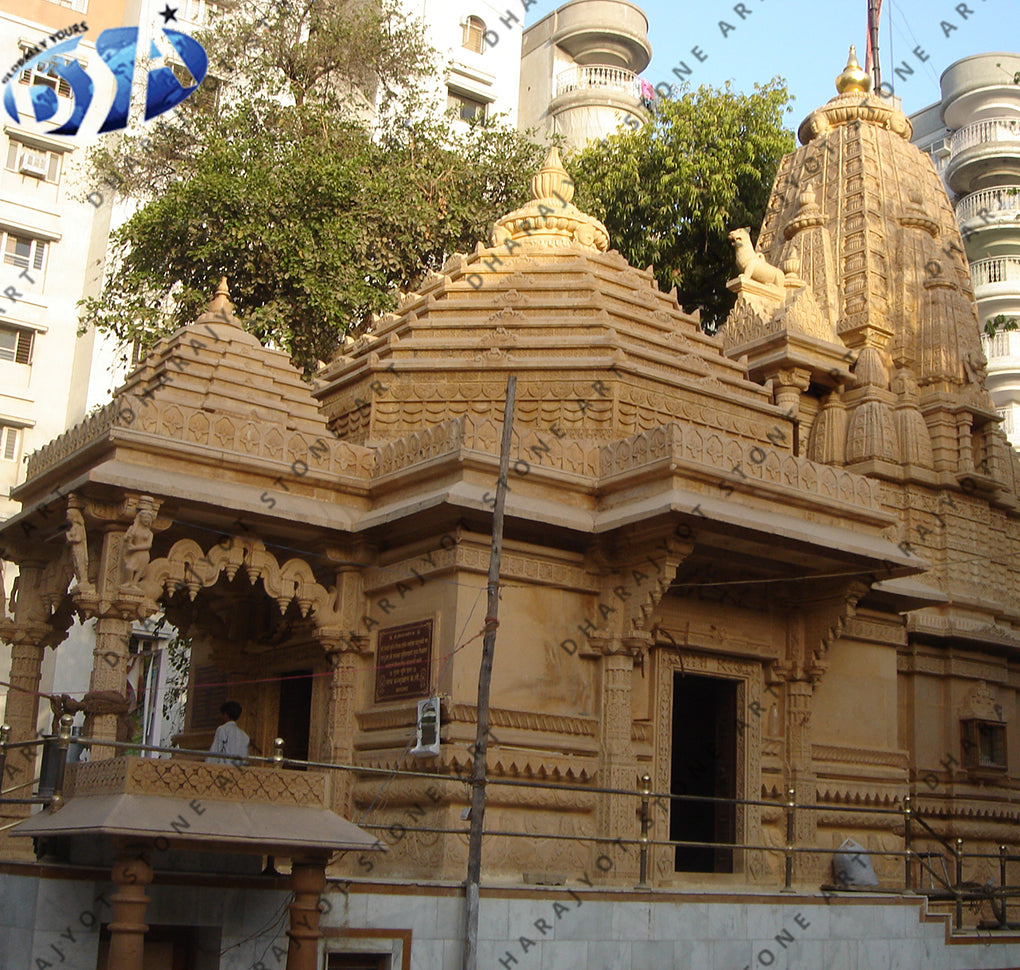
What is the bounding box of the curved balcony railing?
[970,256,1020,288]
[956,186,1020,225]
[555,64,642,100]
[951,118,1020,158]
[984,329,1016,359]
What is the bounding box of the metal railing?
[951,117,1020,157]
[0,716,73,829]
[4,729,1020,934]
[970,256,1020,288]
[555,65,641,100]
[956,185,1020,224]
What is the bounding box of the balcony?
[970,256,1020,289]
[555,64,642,100]
[956,185,1020,232]
[947,118,1020,194]
[550,0,652,73]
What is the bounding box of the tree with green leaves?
[82,0,545,372]
[566,80,795,330]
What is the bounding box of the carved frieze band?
[364,541,597,596]
[67,756,326,806]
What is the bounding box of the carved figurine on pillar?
[121,500,155,591]
[66,498,93,593]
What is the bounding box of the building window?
[172,63,221,114]
[0,425,20,462]
[447,89,487,123]
[47,0,89,12]
[961,719,1007,771]
[2,233,47,275]
[18,48,74,98]
[462,16,486,54]
[5,140,61,183]
[0,324,34,365]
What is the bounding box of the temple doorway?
[670,672,738,873]
[277,668,314,763]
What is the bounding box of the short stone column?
[86,614,133,755]
[286,856,327,970]
[326,648,358,817]
[108,848,153,970]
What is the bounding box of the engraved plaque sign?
[375,619,434,702]
[191,665,228,730]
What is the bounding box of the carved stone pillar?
[84,527,133,755]
[785,678,817,884]
[326,649,358,818]
[596,642,639,882]
[0,559,49,847]
[86,616,133,755]
[0,623,50,855]
[286,856,327,970]
[108,848,153,970]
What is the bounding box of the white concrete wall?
[5,873,1020,970]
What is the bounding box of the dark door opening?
[670,672,738,872]
[277,669,313,763]
[327,956,389,970]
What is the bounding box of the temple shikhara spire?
[723,47,1013,491]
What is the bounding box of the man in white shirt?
[206,700,250,765]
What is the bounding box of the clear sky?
[525,0,1019,123]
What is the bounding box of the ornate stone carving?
[120,496,156,590]
[491,147,609,252]
[66,756,327,807]
[729,227,787,289]
[65,497,93,592]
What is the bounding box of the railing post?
[1000,844,1008,930]
[0,724,10,790]
[783,786,795,891]
[637,773,651,890]
[272,737,285,765]
[955,837,965,931]
[903,795,913,891]
[50,715,73,811]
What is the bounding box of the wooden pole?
[462,374,517,970]
[868,0,883,92]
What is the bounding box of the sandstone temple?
[2,50,1020,970]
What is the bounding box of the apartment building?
[406,0,524,127]
[912,52,1020,446]
[518,0,652,148]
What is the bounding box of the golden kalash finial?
[835,45,871,94]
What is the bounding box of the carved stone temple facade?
[3,49,1020,970]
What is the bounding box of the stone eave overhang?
[11,757,383,857]
[348,455,917,582]
[723,328,858,386]
[906,603,1020,648]
[12,794,380,856]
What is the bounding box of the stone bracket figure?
[66,495,94,593]
[120,496,156,591]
